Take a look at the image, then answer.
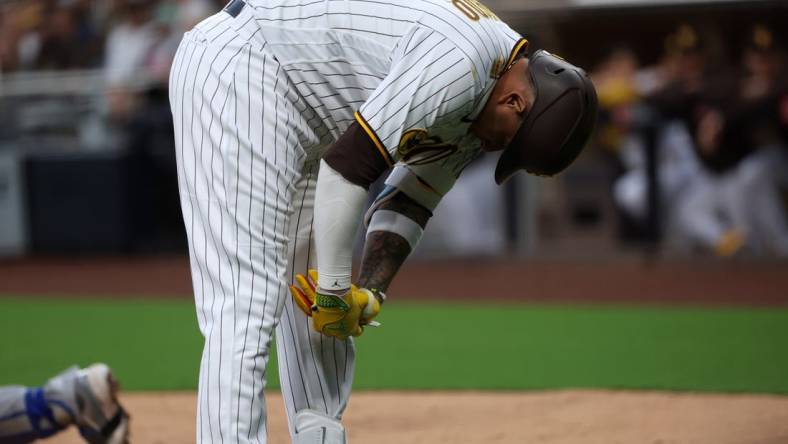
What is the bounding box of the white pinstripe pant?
[169,20,354,444]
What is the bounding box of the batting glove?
[289,269,381,340]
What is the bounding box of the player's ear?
[500,90,528,114]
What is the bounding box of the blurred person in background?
[102,0,174,248]
[0,1,47,72]
[103,0,214,127]
[605,27,707,246]
[681,25,788,256]
[1,2,30,71]
[103,0,213,98]
[34,0,103,70]
[593,47,655,240]
[66,0,106,68]
[0,0,103,72]
[103,0,162,122]
[104,0,213,250]
[645,25,722,254]
[603,23,787,257]
[591,47,640,161]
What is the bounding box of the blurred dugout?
[0,0,219,255]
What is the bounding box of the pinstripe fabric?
[238,0,522,178]
[275,162,356,437]
[171,22,307,442]
[170,1,523,442]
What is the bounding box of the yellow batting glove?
[288,269,381,340]
[289,269,319,316]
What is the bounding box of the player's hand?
[289,269,381,340]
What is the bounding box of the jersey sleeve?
[356,27,478,166]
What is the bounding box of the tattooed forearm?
[356,231,411,296]
[356,192,432,299]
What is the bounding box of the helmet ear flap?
[522,85,588,175]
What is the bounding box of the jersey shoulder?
[408,0,524,80]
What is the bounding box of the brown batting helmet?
[494,50,598,184]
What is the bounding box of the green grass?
[1,297,787,393]
[0,298,202,390]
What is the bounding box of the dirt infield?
[50,390,788,444]
[1,256,788,306]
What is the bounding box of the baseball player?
[0,363,129,444]
[168,0,596,443]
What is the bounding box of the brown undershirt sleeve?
[322,121,391,189]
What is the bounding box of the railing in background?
[0,69,104,98]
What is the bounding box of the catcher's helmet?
[494,50,598,184]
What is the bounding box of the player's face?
[470,59,533,152]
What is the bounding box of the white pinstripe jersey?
[242,0,525,184]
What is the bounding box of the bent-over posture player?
[168,0,597,442]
